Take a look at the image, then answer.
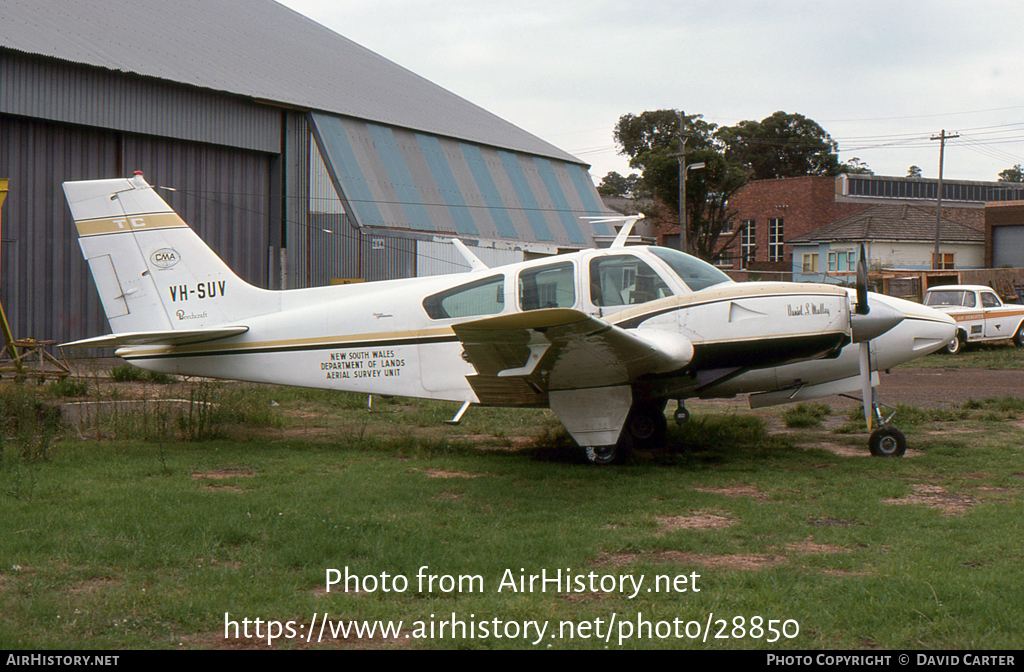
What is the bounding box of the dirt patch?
[883,484,976,516]
[694,484,769,502]
[821,568,872,577]
[815,442,868,458]
[597,550,786,571]
[200,484,244,494]
[432,491,463,502]
[655,512,734,535]
[419,469,484,479]
[558,592,606,603]
[785,539,852,555]
[192,467,255,480]
[808,517,857,528]
[67,577,120,594]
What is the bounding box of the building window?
[847,251,857,271]
[768,218,784,262]
[801,253,818,274]
[932,253,955,270]
[739,220,756,268]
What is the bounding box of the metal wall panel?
[993,226,1024,268]
[362,232,415,283]
[305,214,361,287]
[0,116,118,344]
[284,111,310,291]
[416,240,523,278]
[0,114,276,345]
[121,135,273,289]
[0,52,281,153]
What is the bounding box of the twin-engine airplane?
[62,174,956,463]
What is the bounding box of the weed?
[46,377,89,398]
[783,402,832,428]
[109,364,176,384]
[0,384,62,465]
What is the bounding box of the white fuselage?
[116,247,954,408]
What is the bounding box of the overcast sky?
[278,0,1024,184]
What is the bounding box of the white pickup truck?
[922,285,1024,354]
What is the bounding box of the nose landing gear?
[840,391,906,458]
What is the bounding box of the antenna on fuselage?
[582,214,645,249]
[450,239,489,271]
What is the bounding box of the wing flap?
[61,326,249,348]
[453,309,692,404]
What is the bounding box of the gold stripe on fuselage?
[116,326,459,358]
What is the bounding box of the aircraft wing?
[452,309,692,406]
[61,326,249,348]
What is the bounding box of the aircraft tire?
[626,403,668,450]
[583,442,629,466]
[869,426,906,458]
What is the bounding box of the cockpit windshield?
[648,247,733,292]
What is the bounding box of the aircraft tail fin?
[64,173,274,334]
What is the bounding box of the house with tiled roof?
[787,204,985,283]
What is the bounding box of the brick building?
[985,202,1024,268]
[710,174,1013,279]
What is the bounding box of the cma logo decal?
[150,248,181,269]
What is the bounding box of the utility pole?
[930,130,959,269]
[673,110,690,254]
[670,111,704,255]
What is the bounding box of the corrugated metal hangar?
[0,0,609,345]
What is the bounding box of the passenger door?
[981,291,1014,339]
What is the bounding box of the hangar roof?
[0,0,580,164]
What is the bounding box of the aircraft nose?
[869,296,957,367]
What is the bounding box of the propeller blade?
[859,341,873,430]
[855,243,869,315]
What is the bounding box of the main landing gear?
[582,399,668,465]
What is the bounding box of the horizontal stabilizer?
[61,326,249,349]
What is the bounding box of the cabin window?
[423,275,505,320]
[589,255,672,307]
[648,247,732,292]
[518,262,576,311]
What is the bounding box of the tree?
[716,111,842,180]
[596,171,640,197]
[840,157,874,175]
[998,164,1024,183]
[613,110,748,261]
[907,165,923,178]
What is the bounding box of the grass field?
[901,341,1024,369]
[1,357,1023,650]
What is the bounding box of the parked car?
[922,285,1024,354]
